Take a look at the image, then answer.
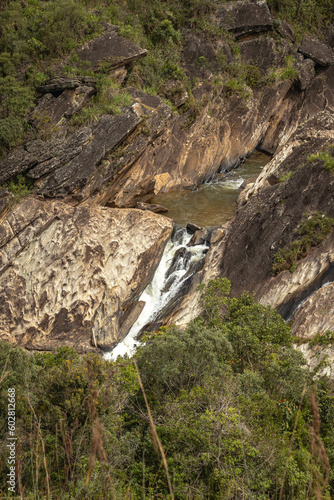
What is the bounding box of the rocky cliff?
[0,0,333,354]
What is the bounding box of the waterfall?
[104,228,208,361]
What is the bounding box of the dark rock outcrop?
[75,25,148,71]
[239,36,289,74]
[295,55,316,91]
[217,1,273,38]
[298,36,334,66]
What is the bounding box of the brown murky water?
[150,150,270,227]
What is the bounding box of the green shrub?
[309,330,334,348]
[1,174,34,202]
[245,64,262,89]
[279,171,293,182]
[308,150,334,172]
[273,212,334,274]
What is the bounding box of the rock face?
[75,25,148,71]
[239,37,289,74]
[160,111,334,335]
[218,112,334,299]
[217,1,273,38]
[291,283,334,339]
[1,6,334,353]
[105,80,292,207]
[299,36,334,66]
[0,199,172,351]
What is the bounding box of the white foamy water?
[104,228,208,361]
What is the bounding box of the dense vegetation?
[1,0,334,159]
[1,279,333,499]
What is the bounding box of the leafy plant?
[273,212,334,274]
[279,171,293,182]
[308,150,334,172]
[1,174,34,202]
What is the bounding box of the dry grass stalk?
[133,359,175,500]
[279,382,307,500]
[309,387,330,500]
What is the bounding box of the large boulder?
[239,37,289,74]
[0,198,173,351]
[298,36,334,66]
[75,25,147,71]
[295,54,316,91]
[216,1,273,38]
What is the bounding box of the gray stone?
[75,26,148,72]
[37,76,96,94]
[276,20,294,41]
[30,86,96,130]
[217,1,273,38]
[187,228,209,246]
[299,36,334,66]
[0,189,14,217]
[296,57,316,91]
[37,111,141,197]
[239,37,287,74]
[187,222,201,233]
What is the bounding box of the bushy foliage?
[267,0,334,39]
[1,279,333,498]
[273,212,334,274]
[308,149,334,173]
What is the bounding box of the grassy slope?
[1,0,333,159]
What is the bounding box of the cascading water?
[104,228,208,361]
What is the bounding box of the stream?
[150,150,270,227]
[105,150,270,360]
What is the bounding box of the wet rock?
[187,222,201,233]
[216,1,273,38]
[208,227,226,245]
[188,228,209,246]
[75,25,148,72]
[136,202,168,213]
[240,175,258,189]
[0,199,173,351]
[298,36,334,66]
[118,301,146,340]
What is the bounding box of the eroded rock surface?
[291,283,334,339]
[0,198,172,351]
